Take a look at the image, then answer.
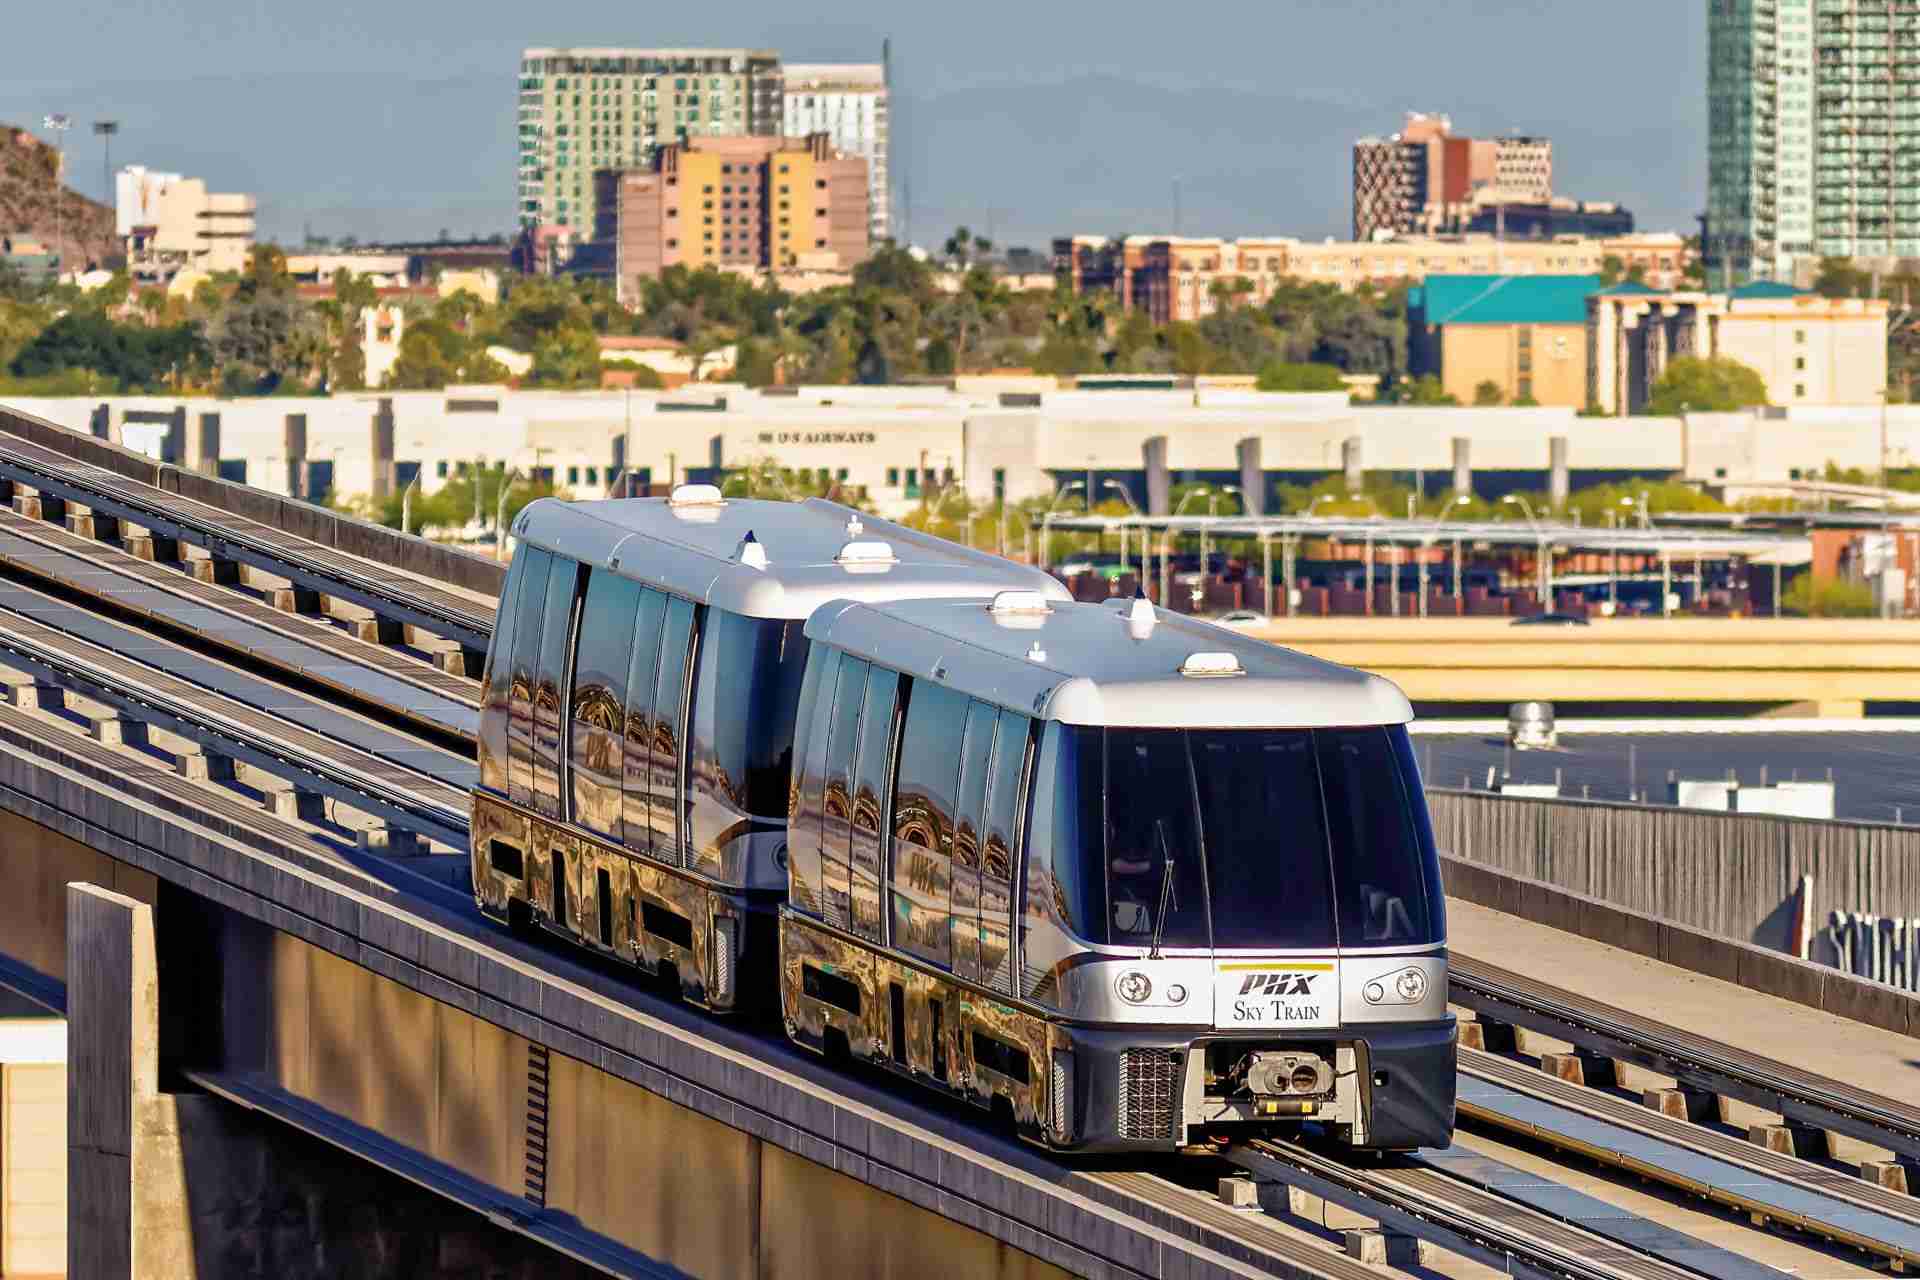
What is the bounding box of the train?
[470,486,1456,1153]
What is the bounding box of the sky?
[0,0,1708,249]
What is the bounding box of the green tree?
[1472,380,1505,406]
[526,327,603,388]
[1257,361,1348,392]
[1643,355,1768,415]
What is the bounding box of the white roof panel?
[512,496,1067,618]
[807,596,1413,729]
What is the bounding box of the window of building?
[1796,383,1807,398]
[1795,356,1806,371]
[1796,329,1807,344]
[886,467,900,486]
[566,466,580,485]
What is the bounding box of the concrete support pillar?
[1452,436,1472,501]
[1860,1160,1917,1195]
[1342,436,1363,494]
[284,413,308,500]
[1142,436,1170,516]
[1236,437,1264,515]
[1643,1087,1722,1123]
[194,413,221,478]
[371,398,396,499]
[1456,1017,1520,1054]
[1748,1122,1831,1161]
[708,433,725,477]
[164,407,186,467]
[1549,436,1570,510]
[66,883,191,1279]
[90,402,111,440]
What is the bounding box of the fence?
[1429,787,1920,988]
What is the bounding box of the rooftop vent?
[1127,589,1156,639]
[735,529,768,570]
[835,539,898,567]
[990,590,1053,616]
[668,483,724,508]
[1179,651,1245,678]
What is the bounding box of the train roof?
[511,490,1069,619]
[806,594,1412,729]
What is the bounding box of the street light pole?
[92,120,119,209]
[42,114,71,280]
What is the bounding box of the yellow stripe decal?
[1217,962,1335,972]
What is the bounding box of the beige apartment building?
[598,133,868,303]
[114,165,255,280]
[1589,283,1890,414]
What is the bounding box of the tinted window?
[1317,727,1436,945]
[507,548,554,807]
[648,596,697,864]
[820,653,867,931]
[621,589,666,856]
[849,665,899,942]
[948,698,997,984]
[478,547,526,795]
[1021,721,1102,999]
[1193,730,1337,949]
[687,612,812,880]
[787,646,832,915]
[532,556,581,819]
[570,570,641,840]
[980,711,1030,994]
[1106,728,1210,949]
[891,681,966,967]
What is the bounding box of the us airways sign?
[756,431,879,446]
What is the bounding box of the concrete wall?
[1439,323,1587,408]
[1430,788,1920,960]
[3,1059,63,1276]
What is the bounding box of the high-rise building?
[1708,0,1920,283]
[782,63,889,243]
[598,133,870,304]
[517,47,784,249]
[1352,114,1552,241]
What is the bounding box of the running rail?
[1227,1139,1702,1280]
[0,436,494,652]
[1449,955,1920,1163]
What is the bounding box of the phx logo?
[1238,972,1318,998]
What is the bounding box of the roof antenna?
[1127,585,1156,639]
[735,529,769,570]
[846,510,864,537]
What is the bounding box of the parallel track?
[1450,954,1920,1162]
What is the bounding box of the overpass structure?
[2,405,1920,1279]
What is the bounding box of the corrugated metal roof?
[1417,273,1601,325]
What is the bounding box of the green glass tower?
[1708,0,1920,282]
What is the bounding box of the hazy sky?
[2,0,1708,247]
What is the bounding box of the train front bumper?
[1045,1015,1457,1153]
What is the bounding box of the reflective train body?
[779,593,1455,1152]
[470,489,1067,1011]
[471,490,1454,1154]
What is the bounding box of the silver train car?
[780,592,1455,1152]
[470,486,1068,1012]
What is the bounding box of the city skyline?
[1,0,1710,248]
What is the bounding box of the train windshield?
[1046,724,1444,951]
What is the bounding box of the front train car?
[781,592,1454,1152]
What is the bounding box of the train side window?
[532,556,584,821]
[621,588,667,858]
[787,647,834,916]
[890,680,965,968]
[948,698,997,985]
[820,653,869,931]
[570,570,641,842]
[848,665,901,943]
[478,546,527,795]
[648,596,697,864]
[1020,721,1102,1000]
[980,710,1031,996]
[507,547,554,807]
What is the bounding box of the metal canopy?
[1043,512,1807,558]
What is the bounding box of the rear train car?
[780,592,1455,1152]
[470,487,1068,1011]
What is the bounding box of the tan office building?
[1588,282,1889,414]
[1409,274,1599,407]
[114,165,255,280]
[599,133,868,303]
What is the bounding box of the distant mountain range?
[0,69,1703,251]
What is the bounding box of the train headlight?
[1363,981,1387,1005]
[1165,983,1188,1006]
[1115,970,1152,1004]
[1395,968,1428,1001]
